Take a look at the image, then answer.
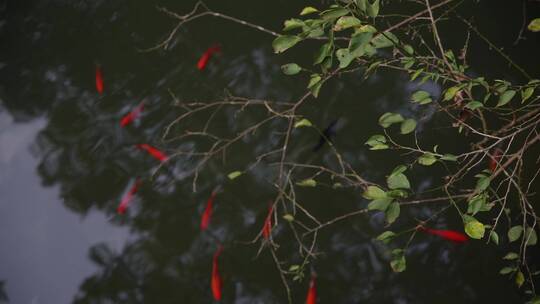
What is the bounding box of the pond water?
[1,0,539,303]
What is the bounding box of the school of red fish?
[94,44,480,303]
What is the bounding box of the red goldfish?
[95,65,104,94]
[211,245,224,301]
[197,45,221,70]
[201,190,218,231]
[262,203,274,240]
[136,144,168,162]
[120,102,144,127]
[306,274,317,304]
[418,226,468,243]
[489,148,503,173]
[117,178,142,214]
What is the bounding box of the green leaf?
[227,171,243,180]
[336,48,355,68]
[387,173,410,190]
[500,267,515,275]
[385,202,400,224]
[403,44,414,55]
[289,264,300,271]
[400,119,417,134]
[296,179,317,187]
[294,118,312,128]
[366,0,380,18]
[283,214,295,222]
[525,227,537,246]
[283,19,304,31]
[418,153,437,166]
[528,18,540,32]
[363,185,387,200]
[464,219,485,239]
[522,87,535,103]
[411,90,432,104]
[390,253,406,272]
[443,86,461,101]
[516,271,525,288]
[308,74,323,97]
[368,197,393,211]
[272,35,302,53]
[356,0,367,12]
[378,112,404,128]
[508,226,523,242]
[390,165,407,176]
[468,194,487,215]
[465,101,483,110]
[365,134,389,150]
[441,154,458,162]
[321,7,349,20]
[386,189,409,199]
[281,63,302,75]
[314,42,333,65]
[490,231,499,245]
[300,6,319,15]
[528,296,540,304]
[475,176,491,192]
[334,16,361,31]
[503,252,519,260]
[497,90,516,107]
[376,231,396,244]
[349,32,373,54]
[371,32,398,48]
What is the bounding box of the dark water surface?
[1,0,540,303]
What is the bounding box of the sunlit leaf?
[390,251,406,272]
[227,171,243,180]
[467,194,487,215]
[499,267,515,275]
[349,32,373,54]
[528,18,540,32]
[283,214,295,222]
[308,74,323,97]
[336,48,355,68]
[300,6,319,15]
[475,176,490,192]
[365,134,388,150]
[363,185,387,200]
[464,218,485,239]
[294,118,313,128]
[400,119,416,134]
[281,63,302,75]
[508,225,523,242]
[296,179,317,187]
[371,32,398,48]
[272,35,302,53]
[368,197,393,211]
[522,87,535,103]
[443,86,461,101]
[283,19,304,31]
[418,153,437,166]
[386,189,408,199]
[334,16,361,31]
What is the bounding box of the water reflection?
[1,0,538,303]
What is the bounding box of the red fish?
[197,45,221,70]
[489,148,503,173]
[201,190,217,231]
[117,178,142,214]
[120,102,145,127]
[211,245,224,301]
[306,274,317,304]
[95,65,104,94]
[262,203,274,240]
[418,226,468,243]
[136,144,168,162]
